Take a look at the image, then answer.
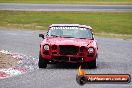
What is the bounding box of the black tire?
[85,59,96,69]
[38,53,48,68]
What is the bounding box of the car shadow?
[47,63,82,69]
[46,63,97,69]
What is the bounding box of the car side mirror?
[39,34,45,39]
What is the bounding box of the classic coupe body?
[39,24,98,68]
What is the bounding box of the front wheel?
[85,59,96,69]
[38,53,48,68]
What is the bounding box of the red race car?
[39,24,98,68]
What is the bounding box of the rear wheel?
[38,53,48,68]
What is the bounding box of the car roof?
[49,24,92,29]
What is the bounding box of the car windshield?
[47,26,93,39]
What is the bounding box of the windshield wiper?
[79,38,86,39]
[63,36,75,38]
[51,34,59,37]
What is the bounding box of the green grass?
[0,0,132,5]
[0,11,132,35]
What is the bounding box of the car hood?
[43,37,92,47]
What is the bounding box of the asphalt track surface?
[0,28,132,88]
[0,3,132,12]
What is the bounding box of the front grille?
[54,56,69,61]
[53,56,82,62]
[59,45,79,55]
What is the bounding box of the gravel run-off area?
[0,50,38,79]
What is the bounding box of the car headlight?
[44,44,50,50]
[88,47,94,54]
